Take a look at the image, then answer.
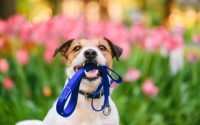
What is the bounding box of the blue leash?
[56,65,122,117]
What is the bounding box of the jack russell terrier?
[16,38,123,125]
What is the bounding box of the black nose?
[84,49,97,59]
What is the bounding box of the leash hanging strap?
[56,68,85,117]
[91,66,109,111]
[91,66,122,111]
[56,65,122,117]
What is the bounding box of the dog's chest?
[56,97,116,125]
[71,97,109,124]
[44,96,119,125]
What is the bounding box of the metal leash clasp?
[103,101,111,116]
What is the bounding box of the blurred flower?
[141,78,159,97]
[0,20,7,34]
[123,68,141,82]
[44,50,53,64]
[129,24,146,43]
[192,34,200,44]
[142,32,161,52]
[0,58,9,73]
[44,39,58,52]
[6,15,26,37]
[60,16,83,40]
[16,49,29,65]
[43,39,58,64]
[2,77,14,90]
[0,38,5,49]
[46,17,64,41]
[31,22,49,44]
[117,42,131,59]
[43,86,52,97]
[19,23,32,42]
[187,53,198,63]
[163,34,183,53]
[85,21,105,38]
[104,21,129,44]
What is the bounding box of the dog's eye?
[73,46,82,52]
[99,45,106,51]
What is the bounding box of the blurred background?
[0,0,200,125]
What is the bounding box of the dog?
[16,38,123,125]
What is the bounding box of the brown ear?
[104,38,123,61]
[53,39,74,58]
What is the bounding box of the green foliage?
[112,47,200,125]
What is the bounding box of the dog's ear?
[104,38,123,61]
[53,39,74,58]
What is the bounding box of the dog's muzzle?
[74,49,101,81]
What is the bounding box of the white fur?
[16,46,119,125]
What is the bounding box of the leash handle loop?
[104,66,122,84]
[56,68,86,117]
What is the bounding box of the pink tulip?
[187,53,198,63]
[104,21,129,44]
[0,58,9,73]
[44,39,59,52]
[44,50,53,64]
[43,39,58,64]
[85,21,105,38]
[61,17,83,40]
[117,42,131,59]
[141,78,159,97]
[46,17,63,41]
[0,19,7,34]
[6,15,26,37]
[19,23,32,42]
[124,68,141,82]
[129,24,146,43]
[2,77,14,90]
[16,49,29,65]
[31,22,49,44]
[163,34,183,52]
[48,15,83,40]
[99,21,131,58]
[192,34,200,44]
[142,36,161,52]
[0,38,4,49]
[141,28,169,52]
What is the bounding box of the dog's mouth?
[74,62,101,81]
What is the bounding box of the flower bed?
[0,15,200,125]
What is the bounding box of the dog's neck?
[64,78,105,109]
[77,93,104,110]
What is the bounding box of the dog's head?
[54,38,122,91]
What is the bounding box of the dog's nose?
[84,49,97,59]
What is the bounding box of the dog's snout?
[84,49,97,59]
